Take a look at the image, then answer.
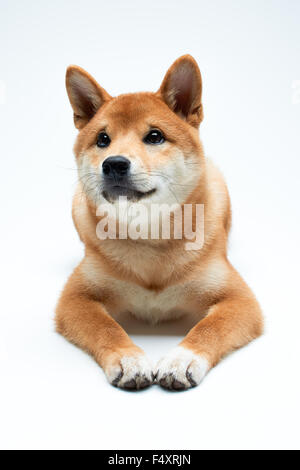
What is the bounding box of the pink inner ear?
[170,65,197,117]
[69,73,101,119]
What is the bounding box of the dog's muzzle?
[101,156,156,202]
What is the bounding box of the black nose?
[102,156,131,178]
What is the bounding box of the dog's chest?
[111,280,188,323]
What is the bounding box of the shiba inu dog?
[55,55,263,391]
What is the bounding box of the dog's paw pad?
[155,346,209,391]
[123,374,152,390]
[111,371,123,387]
[106,354,153,391]
[172,379,186,391]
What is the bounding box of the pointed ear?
[158,55,203,127]
[66,66,111,130]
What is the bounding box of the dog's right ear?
[66,66,111,130]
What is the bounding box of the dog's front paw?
[105,351,154,390]
[155,346,209,391]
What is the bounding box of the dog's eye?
[144,129,165,145]
[97,132,111,148]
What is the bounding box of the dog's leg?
[156,277,263,391]
[55,268,153,390]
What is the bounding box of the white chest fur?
[111,279,188,323]
[82,254,228,323]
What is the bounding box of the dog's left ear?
[158,55,203,127]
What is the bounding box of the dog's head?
[66,55,205,206]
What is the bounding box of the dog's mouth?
[102,185,156,202]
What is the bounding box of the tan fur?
[56,55,263,390]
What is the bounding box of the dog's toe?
[172,379,186,391]
[139,375,152,389]
[112,371,124,387]
[158,375,172,389]
[156,346,210,391]
[123,374,152,390]
[123,378,138,390]
[106,353,153,391]
[158,374,186,391]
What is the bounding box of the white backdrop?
[0,0,300,450]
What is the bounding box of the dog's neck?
[75,170,219,290]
